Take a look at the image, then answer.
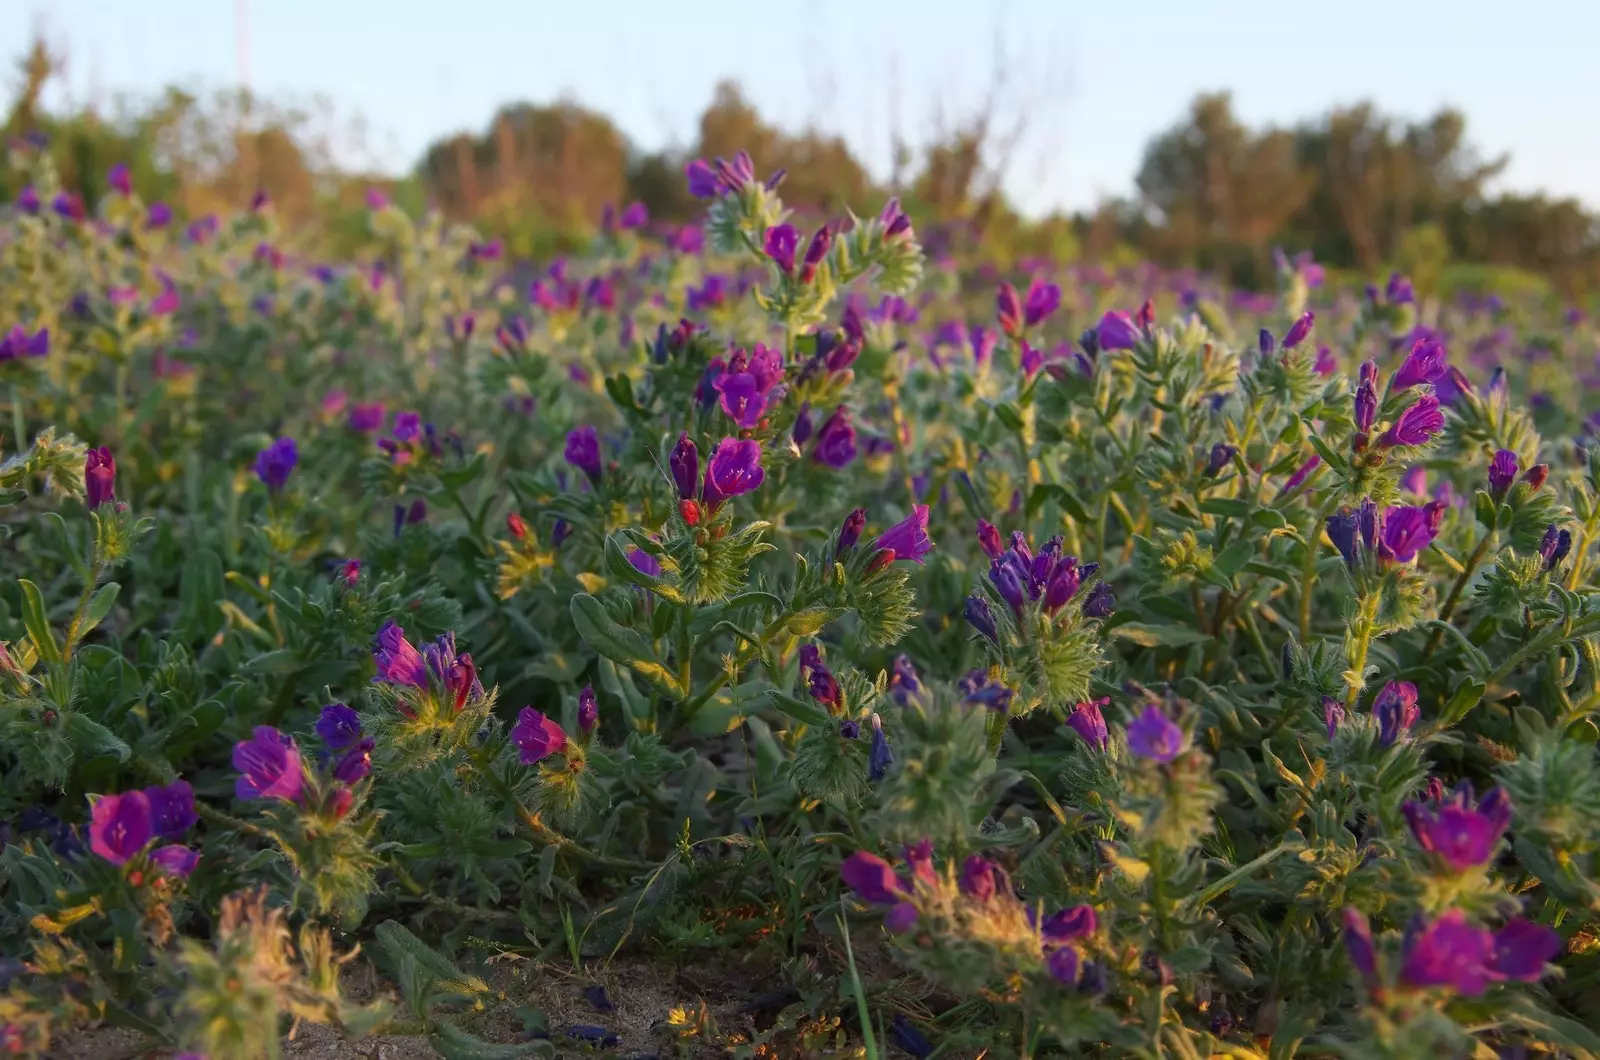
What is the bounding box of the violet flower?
[1066,698,1110,751]
[995,282,1023,337]
[836,507,866,554]
[1403,783,1511,873]
[373,620,429,688]
[763,224,799,274]
[869,714,894,781]
[976,519,1003,559]
[873,505,933,564]
[889,655,921,704]
[1282,311,1314,350]
[1205,443,1236,477]
[253,438,298,493]
[1540,524,1573,571]
[150,845,200,878]
[812,406,858,468]
[0,325,49,361]
[1400,909,1561,995]
[1377,503,1443,564]
[959,855,999,901]
[84,447,115,509]
[511,708,568,764]
[564,426,603,486]
[627,549,662,577]
[233,726,303,803]
[1324,697,1345,740]
[1379,395,1446,448]
[1126,706,1184,763]
[964,595,999,642]
[670,434,698,499]
[840,850,907,904]
[578,685,599,734]
[316,704,363,750]
[701,438,765,512]
[89,791,152,865]
[332,739,374,784]
[1373,680,1420,746]
[1393,337,1448,390]
[1096,309,1139,351]
[1081,581,1116,618]
[1488,449,1518,495]
[1023,279,1061,327]
[144,780,197,841]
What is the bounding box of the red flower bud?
[507,512,528,540]
[680,498,702,526]
[865,548,897,576]
[1524,464,1549,491]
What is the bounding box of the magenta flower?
[1040,904,1098,943]
[145,202,172,228]
[701,438,765,512]
[1372,679,1420,746]
[995,282,1023,338]
[1404,783,1512,873]
[1354,375,1378,434]
[1393,336,1448,390]
[1282,311,1314,349]
[84,447,115,509]
[232,726,303,803]
[684,151,758,198]
[511,708,568,764]
[150,845,200,878]
[1095,310,1140,351]
[578,685,599,734]
[1127,705,1184,763]
[107,163,133,196]
[1066,698,1110,751]
[1400,909,1561,995]
[958,855,999,901]
[879,197,912,239]
[373,620,429,688]
[812,406,858,469]
[840,851,908,904]
[970,325,998,369]
[763,224,799,274]
[564,426,603,486]
[799,225,831,284]
[1023,279,1061,327]
[714,372,768,428]
[1377,503,1443,564]
[332,739,374,783]
[89,791,153,865]
[348,403,386,433]
[1379,395,1445,448]
[870,505,932,566]
[1281,455,1322,495]
[149,280,180,316]
[976,519,1003,559]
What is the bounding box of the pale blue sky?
[5,0,1596,216]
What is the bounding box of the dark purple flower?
[348,403,386,433]
[1023,279,1061,327]
[1042,559,1082,614]
[1400,910,1498,994]
[1046,947,1080,985]
[701,438,765,512]
[233,726,303,803]
[89,791,152,865]
[962,672,1014,713]
[316,704,363,750]
[1373,680,1420,747]
[84,447,115,509]
[253,438,298,493]
[1378,503,1442,564]
[970,325,998,368]
[1488,450,1518,495]
[1404,783,1511,873]
[332,738,374,783]
[959,855,999,901]
[1379,395,1445,448]
[1040,904,1097,943]
[1490,919,1563,981]
[812,406,858,468]
[1326,510,1361,567]
[873,505,933,564]
[669,434,698,499]
[145,202,172,229]
[1324,697,1345,740]
[763,224,799,274]
[0,325,49,361]
[879,197,912,239]
[52,191,85,221]
[511,708,568,764]
[373,620,429,688]
[1540,524,1573,571]
[1081,581,1116,618]
[627,548,662,578]
[889,655,920,704]
[15,184,40,213]
[869,715,894,781]
[144,781,197,841]
[1206,443,1236,477]
[1258,329,1276,357]
[578,685,598,734]
[964,594,998,642]
[1127,706,1184,763]
[799,225,831,284]
[976,519,1003,559]
[840,851,906,904]
[1394,337,1448,390]
[564,426,603,486]
[1282,311,1314,350]
[1385,272,1415,305]
[1066,698,1110,751]
[105,163,132,197]
[150,845,200,878]
[836,507,866,554]
[1096,310,1139,351]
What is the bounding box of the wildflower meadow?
[4,135,1600,1059]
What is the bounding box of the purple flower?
[232,726,303,803]
[578,685,599,734]
[701,438,765,512]
[253,438,298,493]
[799,225,831,284]
[1040,903,1097,943]
[1281,455,1322,496]
[316,704,363,750]
[618,201,648,229]
[1404,783,1511,873]
[976,519,1003,559]
[995,282,1023,337]
[1324,697,1345,740]
[1081,581,1116,618]
[627,548,662,578]
[15,184,40,213]
[107,163,133,197]
[1314,345,1337,375]
[685,151,758,198]
[1023,279,1061,327]
[1354,376,1378,435]
[332,739,374,783]
[1379,395,1446,448]
[1342,908,1378,982]
[1282,311,1314,350]
[511,708,569,764]
[889,655,921,704]
[715,372,768,429]
[763,224,799,274]
[1488,449,1518,495]
[879,197,912,239]
[348,403,385,433]
[150,845,199,878]
[1046,947,1080,985]
[1205,443,1236,477]
[869,714,894,781]
[1258,329,1276,358]
[0,325,49,361]
[873,505,933,565]
[670,434,699,499]
[1373,680,1421,746]
[840,851,907,904]
[145,202,172,229]
[1126,705,1184,763]
[1096,310,1140,351]
[144,781,197,841]
[812,406,858,468]
[1398,910,1497,995]
[373,620,429,688]
[84,447,115,509]
[969,325,998,369]
[89,791,152,865]
[1394,337,1448,390]
[1066,698,1110,751]
[1385,272,1415,306]
[959,855,999,901]
[1326,509,1361,567]
[1490,919,1564,982]
[1378,503,1443,564]
[564,426,603,486]
[961,671,1014,713]
[1540,524,1573,571]
[964,595,998,642]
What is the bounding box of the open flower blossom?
[1372,680,1420,746]
[316,703,363,750]
[701,437,765,512]
[1377,501,1444,564]
[1403,782,1512,873]
[763,224,799,274]
[1127,705,1184,763]
[1393,336,1448,390]
[840,850,917,932]
[84,447,116,509]
[564,426,603,485]
[253,437,298,492]
[1095,309,1140,351]
[1398,909,1561,995]
[1066,698,1110,751]
[512,708,568,764]
[89,790,153,865]
[0,325,48,361]
[872,505,933,565]
[1488,449,1519,495]
[812,406,858,468]
[233,726,304,803]
[1379,395,1446,448]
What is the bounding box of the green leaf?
[765,689,831,728]
[1199,498,1254,520]
[64,713,131,763]
[1435,677,1486,727]
[17,579,59,664]
[76,582,120,641]
[1213,541,1257,578]
[1025,483,1092,524]
[1111,623,1212,648]
[570,594,683,698]
[241,649,300,675]
[993,402,1024,431]
[1474,489,1498,532]
[429,1023,554,1060]
[373,921,492,1001]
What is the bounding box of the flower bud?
[1523,463,1549,491]
[578,685,598,734]
[85,447,116,509]
[799,225,831,284]
[670,433,699,499]
[680,498,702,526]
[836,507,866,554]
[507,513,529,540]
